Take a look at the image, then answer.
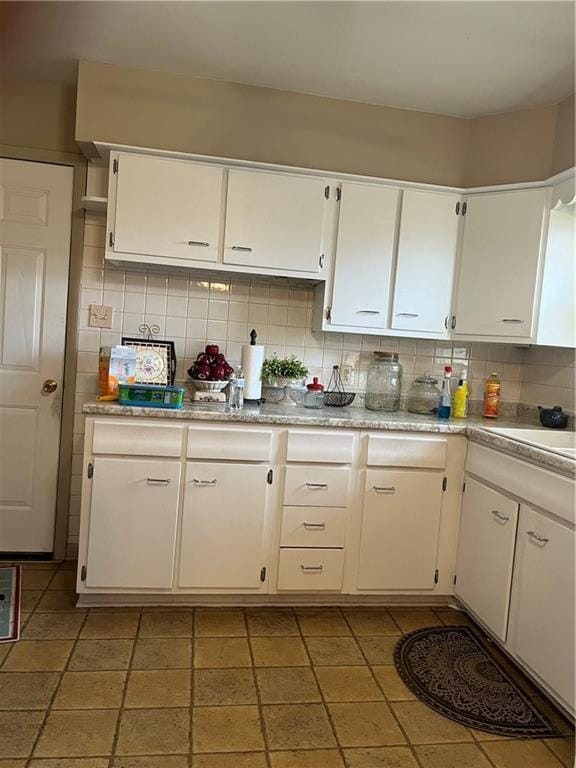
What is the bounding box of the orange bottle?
[483,372,501,418]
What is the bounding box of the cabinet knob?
[373,485,396,493]
[231,245,253,252]
[300,564,324,572]
[491,510,509,522]
[303,522,326,529]
[305,482,328,489]
[42,379,58,394]
[187,240,210,247]
[501,318,525,324]
[356,310,381,314]
[146,478,171,485]
[193,478,217,486]
[396,313,419,318]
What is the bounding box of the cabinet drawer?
[277,548,344,591]
[286,430,354,464]
[281,507,347,548]
[283,467,350,507]
[187,426,272,462]
[93,420,183,457]
[366,434,447,469]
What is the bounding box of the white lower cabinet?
[357,470,443,590]
[455,477,519,641]
[512,505,575,710]
[86,457,181,589]
[178,462,270,590]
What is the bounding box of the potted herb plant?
[261,355,309,405]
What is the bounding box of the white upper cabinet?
[453,189,549,339]
[392,190,461,334]
[223,169,327,274]
[537,203,575,348]
[329,183,399,328]
[110,153,224,263]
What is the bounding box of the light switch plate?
[88,304,113,329]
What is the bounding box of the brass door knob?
[42,379,58,394]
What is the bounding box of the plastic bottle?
[438,366,453,419]
[453,370,469,419]
[484,372,501,419]
[228,366,245,410]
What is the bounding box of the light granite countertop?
[83,400,575,476]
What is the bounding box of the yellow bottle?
[453,371,469,419]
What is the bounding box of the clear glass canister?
[406,375,441,415]
[304,377,325,409]
[365,352,402,412]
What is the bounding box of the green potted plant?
[261,355,309,405]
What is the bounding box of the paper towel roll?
[242,344,265,401]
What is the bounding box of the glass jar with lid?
[304,377,325,409]
[406,374,441,415]
[365,352,402,412]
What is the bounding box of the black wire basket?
[324,365,356,407]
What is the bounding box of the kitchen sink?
[487,427,576,458]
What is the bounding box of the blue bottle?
[438,366,453,419]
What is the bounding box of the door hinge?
[319,254,325,269]
[455,201,460,215]
[442,476,447,492]
[336,187,342,201]
[462,481,466,493]
[451,315,456,330]
[462,201,467,215]
[260,566,267,582]
[87,462,94,479]
[112,157,119,174]
[109,232,115,248]
[80,565,87,582]
[453,574,457,585]
[325,306,332,321]
[434,569,439,584]
[267,469,273,485]
[324,185,330,199]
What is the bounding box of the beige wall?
[551,94,576,176]
[0,75,79,156]
[76,60,574,188]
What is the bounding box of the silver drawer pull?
[396,312,419,318]
[231,245,253,252]
[301,565,324,572]
[491,510,510,522]
[356,310,381,314]
[147,478,171,485]
[193,478,217,486]
[303,522,326,530]
[187,240,210,247]
[305,482,328,489]
[526,530,549,544]
[373,485,396,493]
[501,318,525,324]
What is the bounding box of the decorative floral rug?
[394,625,560,738]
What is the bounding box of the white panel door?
[330,183,399,328]
[455,478,519,641]
[0,159,72,553]
[86,457,181,589]
[179,462,269,590]
[392,190,460,334]
[357,469,443,590]
[223,169,326,273]
[112,153,223,262]
[512,506,575,710]
[453,189,548,338]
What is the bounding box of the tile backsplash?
[66,215,575,554]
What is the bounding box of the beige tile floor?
[0,561,574,768]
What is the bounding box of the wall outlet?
[88,304,113,329]
[340,365,353,384]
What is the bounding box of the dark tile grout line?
[0,578,572,765]
[106,606,144,768]
[243,607,273,768]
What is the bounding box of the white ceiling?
[1,1,574,117]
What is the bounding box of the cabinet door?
[537,204,575,347]
[223,169,326,273]
[86,457,181,589]
[112,153,223,262]
[392,190,460,334]
[453,189,547,337]
[455,478,519,641]
[330,183,399,328]
[357,470,443,590]
[513,506,575,710]
[179,462,269,589]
